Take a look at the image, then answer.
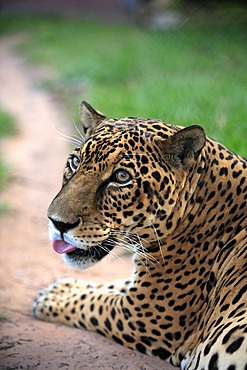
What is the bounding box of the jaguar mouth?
[52,238,115,262]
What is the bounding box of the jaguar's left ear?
[157,125,206,169]
[79,101,107,139]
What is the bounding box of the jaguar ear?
[79,101,107,138]
[157,125,206,169]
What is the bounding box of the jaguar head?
[48,101,205,269]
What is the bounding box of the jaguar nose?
[49,217,80,234]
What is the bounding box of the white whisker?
[150,221,166,266]
[72,120,86,143]
[52,136,82,146]
[108,230,160,276]
[92,237,128,266]
[51,123,84,146]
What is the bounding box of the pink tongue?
[52,240,77,254]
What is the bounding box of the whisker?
[92,237,128,266]
[108,231,159,276]
[51,123,83,145]
[110,229,150,245]
[150,221,166,266]
[106,231,148,255]
[72,120,86,143]
[52,136,82,146]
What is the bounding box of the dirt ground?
[0,37,177,369]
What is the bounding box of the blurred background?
[0,0,247,158]
[0,3,246,366]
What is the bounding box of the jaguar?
[33,101,247,369]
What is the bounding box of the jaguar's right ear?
[79,101,107,139]
[156,125,206,170]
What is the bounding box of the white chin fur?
[62,253,97,270]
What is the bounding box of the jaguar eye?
[69,155,80,170]
[112,169,132,184]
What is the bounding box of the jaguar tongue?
[52,240,77,254]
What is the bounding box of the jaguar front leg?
[33,278,174,362]
[33,278,134,328]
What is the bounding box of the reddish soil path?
[0,36,177,370]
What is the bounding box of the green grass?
[0,311,7,322]
[0,12,246,156]
[0,109,16,195]
[0,109,16,137]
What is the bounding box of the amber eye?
[112,169,132,185]
[69,155,80,171]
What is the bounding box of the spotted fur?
[33,101,247,369]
